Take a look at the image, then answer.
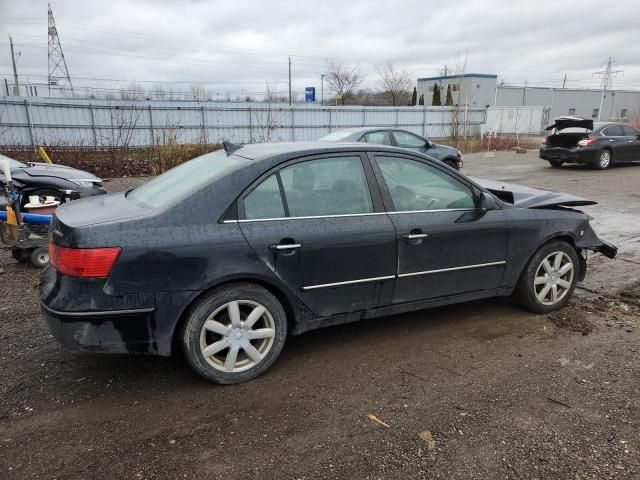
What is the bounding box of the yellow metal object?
[38,146,53,164]
[5,206,18,226]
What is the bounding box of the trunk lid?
[472,177,597,209]
[544,117,594,132]
[50,192,151,247]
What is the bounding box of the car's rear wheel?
[514,240,579,314]
[181,283,287,384]
[593,149,612,170]
[549,159,564,168]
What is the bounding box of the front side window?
[244,174,285,220]
[392,131,426,148]
[362,131,392,145]
[279,156,373,217]
[621,125,639,136]
[376,155,475,211]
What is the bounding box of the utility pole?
[562,73,567,88]
[594,57,623,122]
[320,74,325,106]
[48,3,74,97]
[288,56,292,106]
[9,35,20,95]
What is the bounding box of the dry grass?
[2,143,222,178]
[438,135,542,154]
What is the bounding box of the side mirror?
[425,139,433,148]
[478,191,498,211]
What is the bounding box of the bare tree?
[118,81,146,101]
[324,60,364,105]
[377,63,413,106]
[254,81,286,142]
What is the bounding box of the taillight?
[577,137,598,147]
[541,138,548,145]
[49,244,121,278]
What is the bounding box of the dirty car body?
[41,142,616,380]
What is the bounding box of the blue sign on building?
[305,87,316,103]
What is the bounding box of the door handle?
[270,243,302,251]
[402,233,429,240]
[609,139,615,142]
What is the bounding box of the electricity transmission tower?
[593,57,622,121]
[48,3,74,97]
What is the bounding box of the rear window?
[319,131,355,142]
[128,150,250,209]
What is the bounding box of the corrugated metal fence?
[0,97,546,147]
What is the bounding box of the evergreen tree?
[418,94,424,106]
[432,84,441,106]
[445,84,453,106]
[411,87,417,106]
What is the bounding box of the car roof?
[230,141,420,162]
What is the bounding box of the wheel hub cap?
[199,300,276,373]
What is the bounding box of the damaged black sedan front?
[40,142,616,384]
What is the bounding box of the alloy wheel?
[199,300,276,373]
[599,151,611,169]
[533,251,574,306]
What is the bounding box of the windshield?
[319,131,356,142]
[0,154,27,171]
[128,150,250,209]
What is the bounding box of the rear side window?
[376,155,475,211]
[244,174,285,220]
[602,125,624,136]
[362,131,392,145]
[128,150,249,209]
[279,156,373,217]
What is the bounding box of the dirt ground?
[1,151,639,479]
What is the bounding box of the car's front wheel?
[593,149,612,170]
[443,159,459,170]
[514,240,579,314]
[181,283,287,384]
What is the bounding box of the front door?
[370,153,512,304]
[238,153,397,317]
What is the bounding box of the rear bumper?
[539,147,597,163]
[41,301,163,355]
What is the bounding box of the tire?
[181,283,287,384]
[514,240,579,314]
[30,246,50,268]
[593,149,612,170]
[443,159,459,170]
[548,159,563,168]
[11,249,31,263]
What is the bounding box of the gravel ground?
[1,151,639,479]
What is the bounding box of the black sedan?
[540,118,640,170]
[319,127,463,169]
[41,142,616,384]
[0,154,106,209]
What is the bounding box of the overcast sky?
[1,0,639,100]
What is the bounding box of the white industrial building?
[418,73,640,122]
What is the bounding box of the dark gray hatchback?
[41,142,616,384]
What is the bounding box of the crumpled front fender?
[576,223,618,259]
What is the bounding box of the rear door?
[370,152,512,304]
[238,153,397,317]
